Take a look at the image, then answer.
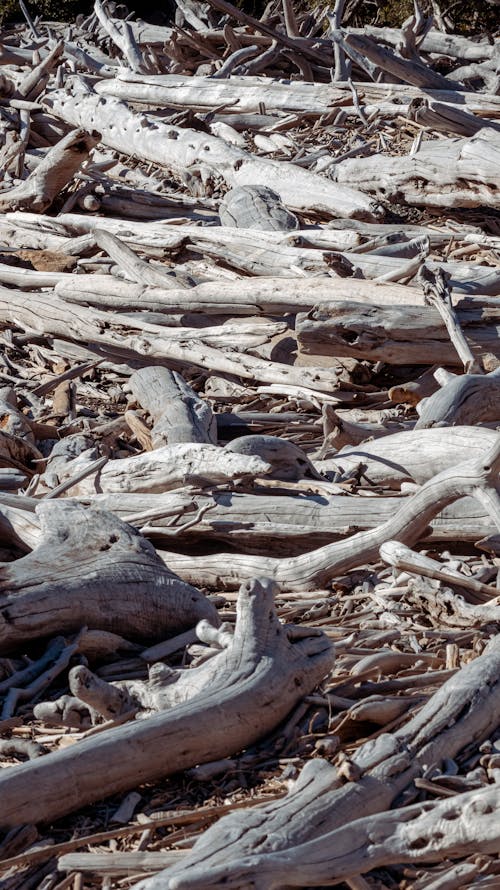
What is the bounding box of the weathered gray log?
[94,73,500,116]
[0,500,218,653]
[342,32,464,90]
[0,286,340,393]
[334,128,500,210]
[297,301,500,367]
[49,443,271,496]
[160,783,500,888]
[54,272,427,316]
[0,129,98,212]
[42,88,381,220]
[135,633,500,890]
[0,578,333,828]
[157,437,500,589]
[122,489,496,553]
[415,370,500,428]
[218,186,299,232]
[326,427,499,487]
[127,367,216,447]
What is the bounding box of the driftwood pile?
[0,0,500,887]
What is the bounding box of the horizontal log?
[297,301,500,366]
[43,89,380,221]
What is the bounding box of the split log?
[296,300,500,367]
[0,129,98,212]
[42,88,381,220]
[127,367,217,446]
[135,632,500,890]
[0,577,333,828]
[0,500,218,652]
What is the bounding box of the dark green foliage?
[0,0,497,33]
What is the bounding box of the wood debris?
[0,1,500,888]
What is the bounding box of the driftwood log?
[1,6,500,887]
[0,578,333,828]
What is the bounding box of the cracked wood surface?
[0,578,333,828]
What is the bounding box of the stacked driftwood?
[0,1,500,887]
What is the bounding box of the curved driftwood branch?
[0,577,334,828]
[135,632,500,890]
[164,783,500,888]
[0,501,218,652]
[158,436,500,589]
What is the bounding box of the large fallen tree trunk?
[296,300,500,367]
[0,577,333,829]
[42,88,381,220]
[156,437,500,589]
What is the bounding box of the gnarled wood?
[0,501,218,652]
[0,577,333,829]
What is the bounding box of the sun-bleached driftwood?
[418,264,482,373]
[380,540,497,602]
[94,72,500,116]
[0,129,97,212]
[94,0,147,73]
[0,500,217,653]
[40,443,272,496]
[0,286,340,392]
[134,632,500,890]
[54,272,428,316]
[342,31,463,90]
[115,489,495,553]
[218,185,299,231]
[334,128,500,210]
[42,88,381,220]
[406,578,500,628]
[157,437,500,589]
[0,577,333,829]
[127,367,216,446]
[326,427,500,487]
[296,300,500,367]
[93,228,183,290]
[151,783,500,888]
[415,369,500,428]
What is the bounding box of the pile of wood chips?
[1,0,500,888]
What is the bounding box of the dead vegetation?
[0,1,500,889]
